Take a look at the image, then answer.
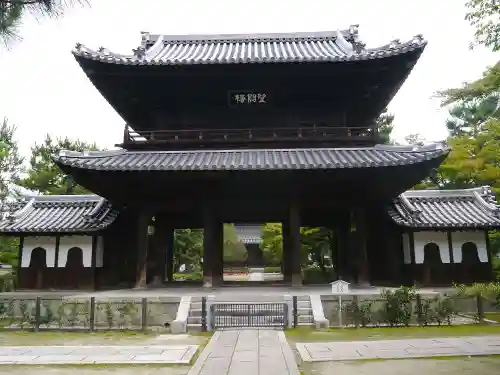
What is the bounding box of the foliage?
[173,271,203,281]
[380,287,416,327]
[0,0,87,46]
[0,250,17,266]
[17,134,100,195]
[465,0,500,51]
[344,299,376,328]
[376,108,395,144]
[453,281,500,301]
[223,224,247,263]
[173,229,203,272]
[261,223,283,265]
[0,118,23,203]
[302,265,335,284]
[445,95,500,137]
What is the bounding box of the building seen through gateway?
[1,26,499,290]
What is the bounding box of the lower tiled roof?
[54,144,449,172]
[389,186,500,229]
[0,195,118,234]
[235,225,263,245]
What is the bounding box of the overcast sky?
[0,0,498,156]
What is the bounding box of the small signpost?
[330,278,350,328]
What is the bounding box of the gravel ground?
[301,357,500,375]
[0,365,189,375]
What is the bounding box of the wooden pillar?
[213,221,224,286]
[135,212,151,289]
[282,221,291,283]
[17,236,24,289]
[289,199,302,286]
[152,215,174,284]
[203,206,222,288]
[447,231,455,284]
[486,230,493,281]
[165,229,174,282]
[336,215,350,280]
[91,235,97,290]
[354,209,370,286]
[409,231,416,285]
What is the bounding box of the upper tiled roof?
[54,144,449,172]
[72,26,426,66]
[0,195,118,234]
[235,225,263,245]
[389,186,500,229]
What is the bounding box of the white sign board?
[330,280,350,294]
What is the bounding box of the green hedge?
[0,272,15,292]
[173,272,203,281]
[302,266,335,284]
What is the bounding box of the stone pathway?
[297,335,500,362]
[187,330,299,375]
[0,345,198,365]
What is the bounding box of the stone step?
[187,316,203,325]
[298,315,314,324]
[298,307,313,315]
[298,301,311,309]
[186,323,202,332]
[298,322,315,327]
[189,308,203,317]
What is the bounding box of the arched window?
[462,242,479,264]
[423,243,441,264]
[29,247,47,269]
[423,243,441,285]
[66,247,84,268]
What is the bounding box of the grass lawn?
[0,330,212,346]
[286,324,500,343]
[485,312,500,322]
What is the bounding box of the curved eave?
[52,145,449,173]
[72,38,426,66]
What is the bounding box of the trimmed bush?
[302,266,335,284]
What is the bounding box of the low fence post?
[292,296,298,328]
[201,296,207,332]
[141,298,148,331]
[34,297,41,332]
[89,297,96,332]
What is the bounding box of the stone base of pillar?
[149,276,163,287]
[203,276,213,288]
[291,273,302,287]
[133,283,147,290]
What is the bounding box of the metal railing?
[124,125,375,145]
[210,302,288,329]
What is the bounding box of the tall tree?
[17,134,99,195]
[0,118,23,260]
[376,108,395,144]
[0,0,86,46]
[0,117,23,202]
[465,0,500,51]
[446,95,500,137]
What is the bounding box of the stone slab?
[0,345,198,365]
[297,335,500,362]
[187,330,299,375]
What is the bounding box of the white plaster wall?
[402,233,411,264]
[96,236,104,268]
[21,237,57,268]
[58,236,93,268]
[451,231,488,263]
[413,231,450,264]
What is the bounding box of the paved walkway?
[297,335,500,362]
[0,345,198,365]
[187,330,300,375]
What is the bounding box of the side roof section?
[389,186,500,229]
[0,195,118,234]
